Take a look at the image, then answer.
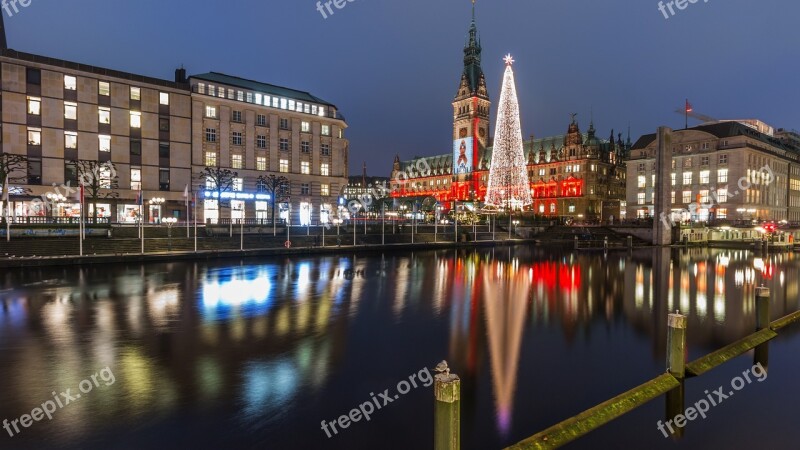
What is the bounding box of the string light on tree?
[485,53,532,211]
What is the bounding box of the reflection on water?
[0,248,797,449]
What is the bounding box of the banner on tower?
[453,139,473,174]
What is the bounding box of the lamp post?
[239,204,244,250]
[46,193,66,222]
[512,219,519,238]
[163,217,177,252]
[148,197,165,224]
[435,204,441,243]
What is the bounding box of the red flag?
[685,99,693,113]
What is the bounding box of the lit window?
[158,92,169,105]
[671,191,676,204]
[319,107,325,117]
[280,98,287,109]
[231,154,243,169]
[683,172,692,185]
[637,175,646,188]
[717,208,727,219]
[206,176,216,189]
[717,188,728,203]
[208,85,215,96]
[205,152,217,166]
[198,83,205,94]
[27,128,41,145]
[637,193,645,205]
[682,191,692,204]
[99,81,110,96]
[99,135,111,152]
[233,177,243,192]
[321,184,329,196]
[301,161,310,174]
[279,159,289,173]
[718,169,728,183]
[98,107,111,124]
[27,97,41,115]
[321,163,329,176]
[246,92,253,103]
[205,105,217,118]
[99,166,112,189]
[130,87,141,100]
[255,93,262,104]
[131,168,142,190]
[321,124,331,136]
[568,205,576,213]
[218,87,226,98]
[671,173,676,186]
[256,156,267,171]
[700,190,709,203]
[699,170,710,184]
[237,91,244,102]
[288,100,295,111]
[302,121,310,132]
[130,111,142,128]
[64,131,77,149]
[64,75,77,91]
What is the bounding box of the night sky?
[5,0,799,175]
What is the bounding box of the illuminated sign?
[204,191,270,201]
[453,139,473,174]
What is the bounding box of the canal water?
[0,246,798,449]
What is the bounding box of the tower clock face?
[459,128,468,138]
[479,128,486,137]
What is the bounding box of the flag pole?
[194,191,198,252]
[78,186,83,256]
[185,185,190,238]
[3,176,9,243]
[140,195,145,254]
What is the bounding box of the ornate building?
[389,7,629,222]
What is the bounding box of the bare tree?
[0,154,29,218]
[73,160,119,222]
[256,174,290,235]
[197,166,237,224]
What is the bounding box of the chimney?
[0,8,8,50]
[175,66,187,83]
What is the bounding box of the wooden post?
[434,371,460,450]
[627,235,633,249]
[603,236,608,250]
[667,312,687,379]
[754,286,771,370]
[574,235,579,250]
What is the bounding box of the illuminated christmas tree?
[485,55,532,210]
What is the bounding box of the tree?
[197,166,237,224]
[256,174,290,235]
[0,154,29,218]
[73,160,119,222]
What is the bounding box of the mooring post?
[627,235,633,249]
[755,286,771,331]
[603,236,609,250]
[574,235,579,250]
[667,311,687,379]
[434,365,460,450]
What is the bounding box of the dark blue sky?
[6,0,800,175]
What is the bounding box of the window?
[159,168,170,190]
[159,92,169,105]
[301,141,311,153]
[198,83,206,94]
[64,162,77,185]
[64,75,77,91]
[701,156,709,166]
[321,124,330,136]
[550,203,556,214]
[205,176,216,189]
[671,173,676,186]
[208,85,215,96]
[98,107,110,124]
[246,93,253,103]
[257,135,267,149]
[280,159,289,173]
[99,135,111,152]
[131,168,142,190]
[682,191,692,204]
[321,143,330,156]
[205,105,217,118]
[130,87,141,100]
[683,172,692,185]
[671,191,676,204]
[130,111,142,128]
[280,118,289,130]
[301,161,310,174]
[231,154,243,169]
[717,208,728,219]
[256,156,267,171]
[280,138,289,151]
[64,131,77,149]
[206,128,217,142]
[568,205,576,213]
[719,154,728,164]
[159,118,170,132]
[205,151,217,166]
[130,139,141,156]
[301,121,310,132]
[637,193,646,205]
[232,132,243,146]
[301,183,310,195]
[717,188,728,203]
[683,158,692,168]
[700,190,709,203]
[233,177,243,192]
[98,166,112,189]
[321,184,329,196]
[159,142,170,159]
[718,169,728,183]
[99,81,110,96]
[27,97,41,115]
[699,170,710,184]
[64,102,77,120]
[257,114,267,126]
[27,128,41,145]
[28,158,41,185]
[232,110,242,122]
[637,175,646,188]
[219,87,226,98]
[321,163,329,176]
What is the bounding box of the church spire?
[461,0,484,95]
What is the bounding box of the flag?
[135,190,143,206]
[75,183,84,203]
[183,184,189,199]
[685,99,693,113]
[2,176,8,204]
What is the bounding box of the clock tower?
[452,1,490,201]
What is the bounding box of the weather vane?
[503,54,514,66]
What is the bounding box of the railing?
[3,216,110,225]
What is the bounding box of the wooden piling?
[754,286,771,369]
[627,235,633,249]
[434,372,460,450]
[574,236,579,250]
[667,312,687,379]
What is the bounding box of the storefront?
[117,204,142,224]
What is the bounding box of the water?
[0,247,798,449]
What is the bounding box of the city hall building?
[388,9,628,222]
[627,121,800,223]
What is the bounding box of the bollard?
[667,312,687,379]
[434,362,460,450]
[755,286,771,331]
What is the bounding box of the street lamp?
[162,216,177,251]
[512,219,519,238]
[149,197,165,224]
[46,193,66,221]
